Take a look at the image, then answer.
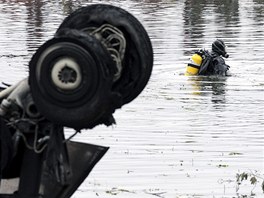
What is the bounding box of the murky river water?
[0,0,263,197]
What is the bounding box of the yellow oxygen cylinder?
[185,53,203,76]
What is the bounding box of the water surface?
[0,0,263,197]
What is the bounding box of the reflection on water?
[0,0,263,197]
[182,0,240,54]
[188,76,227,104]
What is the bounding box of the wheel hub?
[51,58,82,91]
[58,66,77,84]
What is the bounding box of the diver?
[185,39,230,76]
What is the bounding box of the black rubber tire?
[29,29,119,129]
[57,4,153,105]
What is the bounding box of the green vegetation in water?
[236,170,264,196]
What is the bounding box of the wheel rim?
[51,57,82,91]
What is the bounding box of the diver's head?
[212,39,229,58]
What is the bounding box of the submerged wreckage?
[0,4,153,198]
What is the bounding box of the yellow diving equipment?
[185,53,203,76]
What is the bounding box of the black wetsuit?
[209,52,230,76]
[198,51,230,76]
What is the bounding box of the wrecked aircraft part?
[42,141,109,198]
[57,4,153,105]
[29,5,153,129]
[29,31,121,130]
[0,4,153,198]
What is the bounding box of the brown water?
[0,0,263,197]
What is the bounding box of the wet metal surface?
[0,0,263,197]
